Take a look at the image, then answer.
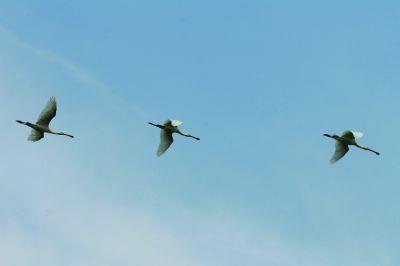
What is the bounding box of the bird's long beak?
[369,149,379,155]
[59,132,74,138]
[16,120,24,124]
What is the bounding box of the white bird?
[149,119,200,156]
[323,130,379,163]
[16,97,74,141]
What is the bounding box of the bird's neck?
[355,143,368,150]
[177,130,199,140]
[177,130,187,136]
[355,143,378,154]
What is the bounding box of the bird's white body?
[28,123,52,133]
[149,119,199,156]
[324,130,378,163]
[163,120,182,133]
[16,97,74,141]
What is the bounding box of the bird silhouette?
[16,97,74,141]
[149,119,199,156]
[324,130,379,163]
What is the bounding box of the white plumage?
[16,97,74,141]
[149,119,200,156]
[324,130,379,163]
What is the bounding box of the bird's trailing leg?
[323,133,340,141]
[148,122,164,129]
[16,120,33,127]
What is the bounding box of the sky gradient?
[1,1,400,265]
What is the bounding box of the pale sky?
[0,1,399,265]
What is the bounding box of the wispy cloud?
[1,179,391,266]
[0,22,393,266]
[0,23,150,120]
[0,24,109,94]
[0,200,204,266]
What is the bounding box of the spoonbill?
[16,97,74,141]
[323,130,379,163]
[149,119,200,156]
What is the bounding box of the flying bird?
[16,97,74,141]
[323,130,379,163]
[149,119,200,156]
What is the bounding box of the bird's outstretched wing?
[28,129,44,142]
[351,131,363,138]
[36,97,57,127]
[341,130,363,141]
[164,119,183,127]
[157,130,173,156]
[330,141,349,163]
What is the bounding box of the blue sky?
[0,1,399,265]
